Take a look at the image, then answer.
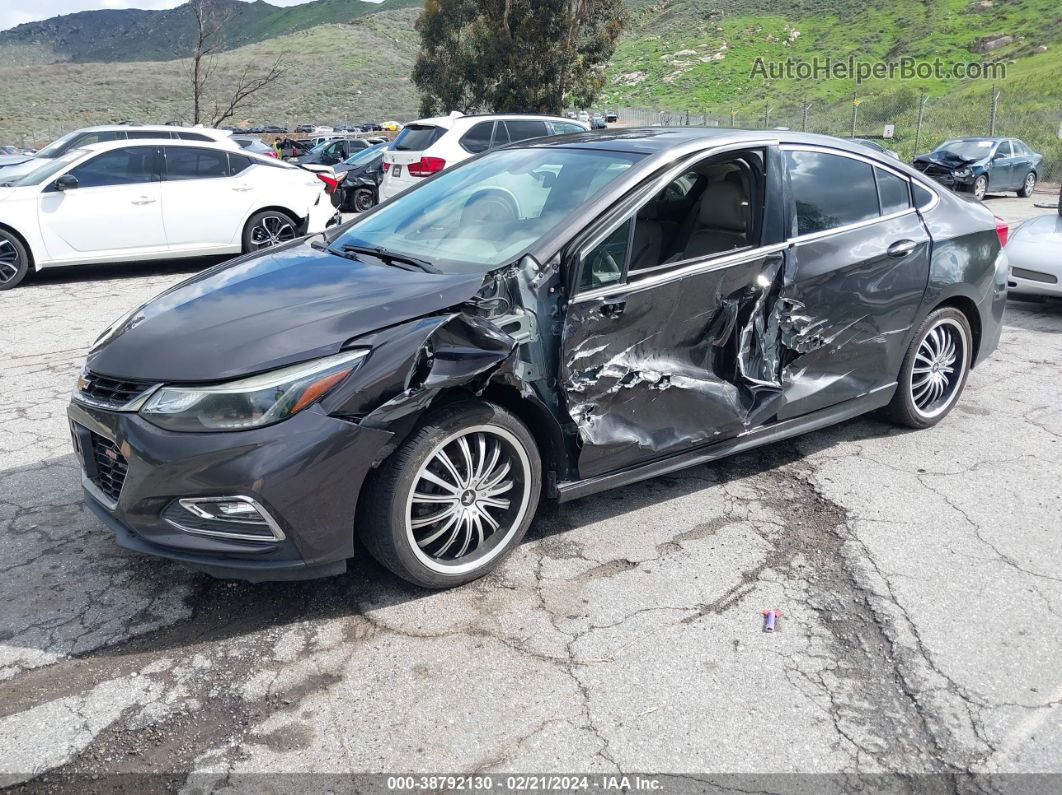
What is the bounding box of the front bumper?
[68,400,393,580]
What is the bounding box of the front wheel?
[1017,171,1036,198]
[972,175,988,201]
[360,401,541,588]
[242,210,298,253]
[882,308,972,429]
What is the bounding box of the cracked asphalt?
[1,195,1060,788]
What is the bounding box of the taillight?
[993,215,1008,247]
[382,161,390,172]
[267,151,278,158]
[316,173,340,194]
[407,157,446,177]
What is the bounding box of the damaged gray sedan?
[70,129,1007,588]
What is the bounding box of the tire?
[972,175,988,201]
[1017,171,1036,198]
[882,307,973,429]
[242,210,298,253]
[352,188,376,213]
[0,229,30,291]
[360,400,542,589]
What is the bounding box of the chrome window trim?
[781,142,912,180]
[574,242,789,303]
[788,207,918,246]
[574,138,777,296]
[166,495,287,543]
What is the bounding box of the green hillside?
[0,0,420,63]
[0,9,422,146]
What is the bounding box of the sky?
[0,0,383,33]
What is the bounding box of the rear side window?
[502,120,549,142]
[912,182,936,210]
[164,147,230,180]
[785,150,879,236]
[126,131,174,140]
[228,154,252,175]
[393,125,445,152]
[66,146,159,188]
[460,122,495,154]
[177,132,214,143]
[875,168,910,215]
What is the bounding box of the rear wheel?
[1017,171,1036,198]
[242,210,298,253]
[0,230,29,291]
[360,401,541,589]
[352,188,376,213]
[883,308,972,429]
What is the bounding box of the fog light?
[162,496,286,542]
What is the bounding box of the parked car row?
[0,125,339,289]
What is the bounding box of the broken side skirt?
[556,382,896,503]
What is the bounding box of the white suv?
[0,124,239,179]
[378,113,588,202]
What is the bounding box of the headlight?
[140,349,369,432]
[953,167,972,178]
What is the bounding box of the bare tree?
[186,0,285,127]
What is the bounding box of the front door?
[777,146,930,419]
[559,147,789,478]
[37,145,166,261]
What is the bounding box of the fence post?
[914,92,928,155]
[801,100,812,132]
[763,102,770,128]
[988,84,999,136]
[850,98,861,137]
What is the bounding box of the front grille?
[921,165,954,179]
[1012,267,1058,285]
[88,432,128,503]
[77,370,154,410]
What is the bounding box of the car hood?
[86,238,489,382]
[1007,214,1062,260]
[913,150,980,169]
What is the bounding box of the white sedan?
[0,139,338,289]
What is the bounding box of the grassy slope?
[0,9,421,146]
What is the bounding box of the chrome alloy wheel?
[250,214,296,249]
[0,237,21,285]
[911,318,968,419]
[973,176,988,201]
[405,425,532,575]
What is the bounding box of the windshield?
[934,139,995,159]
[331,147,642,273]
[342,143,386,165]
[2,150,83,187]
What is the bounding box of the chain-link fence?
[610,91,1062,182]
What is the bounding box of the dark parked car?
[293,137,373,166]
[605,111,618,123]
[295,124,316,134]
[262,125,287,134]
[70,129,1006,588]
[333,143,387,211]
[913,137,1042,200]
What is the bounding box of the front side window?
[581,219,631,290]
[65,146,159,188]
[333,147,641,273]
[786,150,879,236]
[995,141,1012,158]
[177,132,213,143]
[164,147,230,180]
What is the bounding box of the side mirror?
[54,174,79,191]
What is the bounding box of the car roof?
[75,138,241,154]
[73,123,230,136]
[406,113,582,129]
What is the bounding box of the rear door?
[37,145,166,260]
[160,146,254,250]
[777,145,930,419]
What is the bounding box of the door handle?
[887,239,918,258]
[131,197,156,205]
[598,296,627,318]
[232,184,253,192]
